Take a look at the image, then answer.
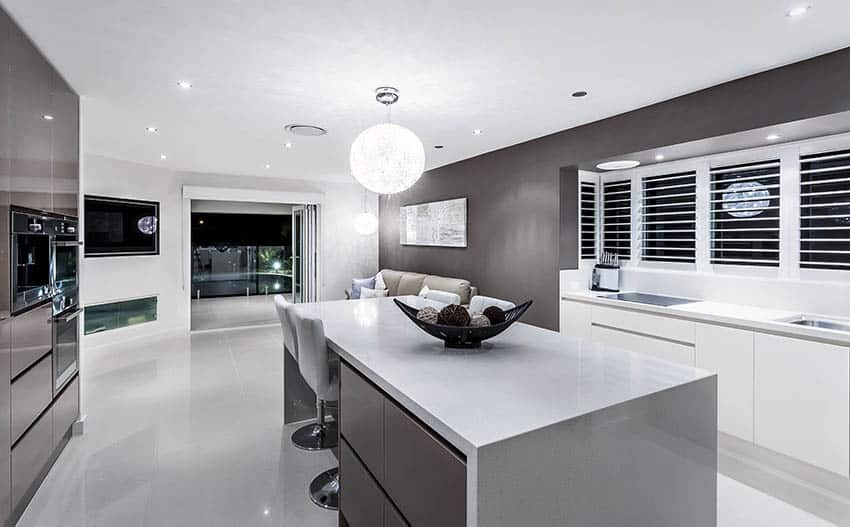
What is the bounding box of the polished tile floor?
[18,326,336,527]
[15,324,841,526]
[191,295,288,332]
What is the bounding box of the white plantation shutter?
[602,179,631,259]
[640,171,696,263]
[800,149,850,270]
[581,181,597,260]
[710,160,781,266]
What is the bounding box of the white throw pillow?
[374,271,386,291]
[360,287,389,299]
[418,287,460,305]
[418,285,430,297]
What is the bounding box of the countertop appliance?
[591,252,621,292]
[603,292,696,307]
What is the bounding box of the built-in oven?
[51,217,81,393]
[11,209,53,314]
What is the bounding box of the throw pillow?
[351,277,376,300]
[360,287,389,299]
[426,289,461,305]
[374,271,386,291]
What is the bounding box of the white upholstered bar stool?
[469,295,516,314]
[294,313,340,510]
[273,295,297,361]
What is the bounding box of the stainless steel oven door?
[53,307,81,393]
[12,232,52,314]
[52,237,81,313]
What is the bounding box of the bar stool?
[293,312,340,510]
[273,295,297,361]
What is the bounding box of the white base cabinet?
[591,325,695,366]
[559,300,592,341]
[754,333,849,477]
[695,324,754,441]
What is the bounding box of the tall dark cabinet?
[0,6,80,526]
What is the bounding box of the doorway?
[188,200,319,331]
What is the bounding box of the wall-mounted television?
[84,195,160,257]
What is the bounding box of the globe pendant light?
[354,188,379,236]
[350,87,425,194]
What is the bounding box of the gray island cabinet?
[292,296,717,527]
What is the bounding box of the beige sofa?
[348,269,478,305]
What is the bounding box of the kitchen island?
[291,296,717,527]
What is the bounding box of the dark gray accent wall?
[379,47,850,330]
[559,167,579,270]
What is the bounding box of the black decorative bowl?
[394,298,533,349]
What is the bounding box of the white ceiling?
[4,0,850,183]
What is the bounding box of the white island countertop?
[292,296,717,526]
[292,295,713,455]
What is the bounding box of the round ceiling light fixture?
[284,124,327,136]
[597,160,640,171]
[349,87,425,195]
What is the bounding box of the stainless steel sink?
[781,316,850,333]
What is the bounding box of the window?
[602,179,631,259]
[580,181,596,259]
[710,160,781,267]
[800,149,850,270]
[641,171,696,263]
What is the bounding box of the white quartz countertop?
[561,290,850,346]
[292,296,712,455]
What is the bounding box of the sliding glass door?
[291,204,319,303]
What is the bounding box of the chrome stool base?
[292,421,338,451]
[309,467,339,510]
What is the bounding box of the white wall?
[190,200,293,215]
[81,154,378,345]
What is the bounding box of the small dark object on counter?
[416,306,440,324]
[483,306,506,325]
[438,304,471,326]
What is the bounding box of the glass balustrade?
[191,245,292,298]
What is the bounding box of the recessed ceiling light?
[571,91,588,98]
[597,160,641,171]
[472,129,483,136]
[145,126,158,133]
[786,4,811,17]
[160,154,168,160]
[284,124,327,136]
[655,154,665,161]
[284,142,293,149]
[177,80,193,89]
[766,134,781,141]
[434,145,444,149]
[264,163,271,169]
[42,114,54,121]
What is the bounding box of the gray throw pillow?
[351,277,376,299]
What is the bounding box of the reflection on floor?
[191,295,288,332]
[18,326,335,527]
[14,325,843,526]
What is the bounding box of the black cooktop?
[603,292,697,307]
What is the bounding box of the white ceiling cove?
[3,0,850,182]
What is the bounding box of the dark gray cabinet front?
[49,70,78,217]
[11,353,52,443]
[8,23,53,212]
[11,303,52,378]
[340,439,384,527]
[11,403,51,509]
[340,363,385,480]
[339,361,465,527]
[0,318,12,526]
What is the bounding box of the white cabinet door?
[591,325,695,366]
[695,324,754,441]
[560,300,592,341]
[591,305,695,344]
[754,333,849,476]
